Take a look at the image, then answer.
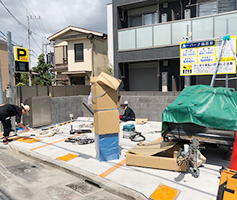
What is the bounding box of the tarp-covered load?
[162,85,237,136]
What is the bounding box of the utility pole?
[42,41,44,54]
[27,16,32,86]
[7,31,15,131]
[184,24,191,87]
[7,32,14,104]
[27,15,41,86]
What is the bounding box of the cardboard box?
[96,72,121,91]
[126,140,187,172]
[94,109,120,135]
[95,133,119,161]
[91,82,120,110]
[90,72,121,111]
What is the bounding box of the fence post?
[47,85,49,96]
[36,86,39,96]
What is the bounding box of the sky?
[0,0,112,67]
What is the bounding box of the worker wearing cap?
[120,101,135,122]
[0,103,30,144]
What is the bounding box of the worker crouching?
[0,103,30,144]
[120,101,135,122]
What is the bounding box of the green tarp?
[162,85,237,133]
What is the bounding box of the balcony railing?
[118,11,237,51]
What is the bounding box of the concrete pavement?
[1,117,232,200]
[0,144,126,200]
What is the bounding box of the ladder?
[210,36,237,87]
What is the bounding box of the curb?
[9,143,148,200]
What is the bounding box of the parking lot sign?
[14,47,29,72]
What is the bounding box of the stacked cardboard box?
[91,72,121,161]
[126,140,187,172]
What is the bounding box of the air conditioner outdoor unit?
[185,9,191,19]
[161,13,167,22]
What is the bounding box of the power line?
[31,49,38,57]
[30,0,46,37]
[31,35,42,51]
[0,30,21,46]
[0,34,7,42]
[19,0,44,36]
[0,0,44,39]
[0,0,28,31]
[30,53,38,59]
[0,31,7,40]
[0,18,25,40]
[20,0,45,38]
[29,16,45,38]
[28,0,46,37]
[18,0,28,14]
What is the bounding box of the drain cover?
[66,181,100,195]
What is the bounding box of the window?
[130,15,142,27]
[74,43,83,62]
[198,1,217,17]
[129,12,158,27]
[144,12,158,25]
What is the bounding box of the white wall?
[107,4,114,70]
[67,39,92,72]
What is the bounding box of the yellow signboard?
[14,47,29,72]
[180,36,236,76]
[14,47,29,62]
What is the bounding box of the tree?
[15,72,30,86]
[32,54,54,86]
[104,64,114,76]
[16,73,29,86]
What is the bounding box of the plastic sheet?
[162,85,237,133]
[95,133,119,161]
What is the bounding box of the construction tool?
[122,124,145,142]
[65,135,94,145]
[176,137,205,178]
[69,124,92,135]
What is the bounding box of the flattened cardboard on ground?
[91,82,120,111]
[96,72,121,91]
[94,109,120,135]
[135,118,148,125]
[126,140,187,172]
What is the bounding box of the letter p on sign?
[14,47,29,62]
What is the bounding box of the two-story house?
[109,0,237,91]
[48,26,108,85]
[0,39,10,90]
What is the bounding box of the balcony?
[118,11,237,51]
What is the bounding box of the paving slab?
[1,117,231,200]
